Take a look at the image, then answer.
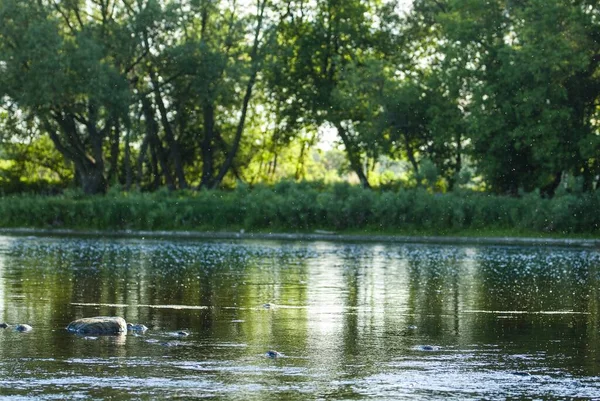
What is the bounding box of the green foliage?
[0,184,598,236]
[0,136,73,194]
[415,158,439,189]
[0,0,598,197]
[415,0,600,194]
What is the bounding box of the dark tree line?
[0,0,598,195]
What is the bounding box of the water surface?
[0,235,599,400]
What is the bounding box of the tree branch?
[124,48,149,75]
[52,2,77,35]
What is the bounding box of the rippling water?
[0,235,599,400]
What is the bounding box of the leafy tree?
[414,0,600,195]
[0,0,598,196]
[0,0,134,194]
[269,0,403,188]
[151,0,273,189]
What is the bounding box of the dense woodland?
[0,0,599,197]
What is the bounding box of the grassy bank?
[0,182,598,237]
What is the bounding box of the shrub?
[0,184,597,236]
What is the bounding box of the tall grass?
[0,183,598,236]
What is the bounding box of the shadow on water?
[0,236,599,399]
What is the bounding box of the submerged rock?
[15,324,33,332]
[175,331,189,337]
[415,345,440,351]
[265,350,283,358]
[127,323,148,333]
[67,316,127,335]
[512,371,532,377]
[0,323,10,329]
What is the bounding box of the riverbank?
[0,184,599,241]
[1,227,598,248]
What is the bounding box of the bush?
[0,184,598,236]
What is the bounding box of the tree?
[0,0,134,194]
[413,0,600,195]
[269,0,403,188]
[149,0,272,189]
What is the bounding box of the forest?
[0,0,598,200]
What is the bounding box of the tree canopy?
[0,0,598,195]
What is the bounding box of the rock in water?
[127,323,148,333]
[265,350,283,358]
[67,316,127,335]
[0,323,9,329]
[416,345,440,351]
[15,324,32,332]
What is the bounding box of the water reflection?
[0,236,599,399]
[0,237,7,321]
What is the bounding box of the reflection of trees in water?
[0,239,317,361]
[3,239,600,375]
[405,249,464,338]
[586,277,600,374]
[308,245,468,366]
[471,248,599,313]
[342,252,360,359]
[468,247,600,374]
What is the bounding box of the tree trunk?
[149,76,188,189]
[78,166,107,195]
[144,48,188,189]
[149,144,161,190]
[209,71,256,188]
[403,133,419,176]
[271,153,278,179]
[199,102,216,189]
[136,130,150,189]
[209,0,267,189]
[86,104,109,194]
[295,140,307,180]
[540,171,563,198]
[335,122,370,188]
[141,96,175,190]
[107,121,120,185]
[45,114,107,195]
[213,130,244,183]
[452,133,463,190]
[124,125,132,191]
[582,165,595,192]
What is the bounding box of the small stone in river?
[176,331,189,337]
[0,323,10,329]
[265,350,283,358]
[262,303,272,309]
[512,371,532,377]
[127,323,148,333]
[416,345,440,351]
[67,316,127,335]
[15,324,33,332]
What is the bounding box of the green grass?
[0,182,598,238]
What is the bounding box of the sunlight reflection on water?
[0,236,599,399]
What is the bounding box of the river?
[0,235,599,399]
